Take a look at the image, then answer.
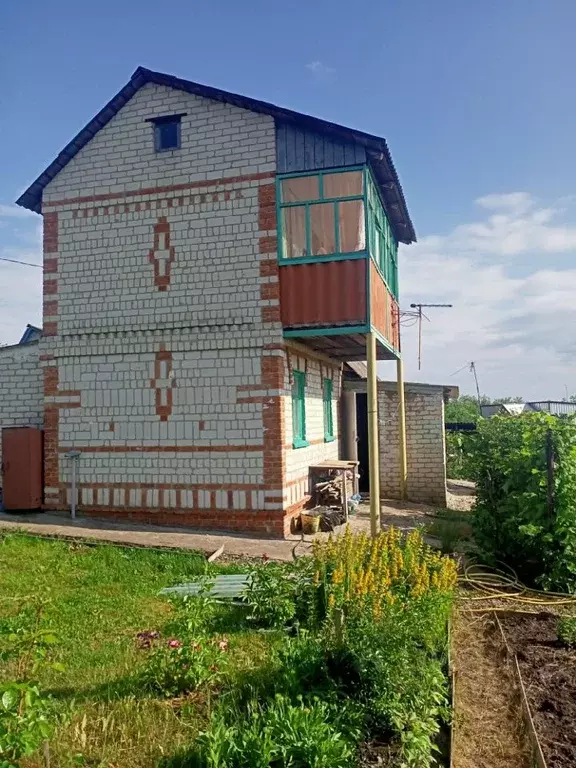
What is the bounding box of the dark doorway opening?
[356,392,369,492]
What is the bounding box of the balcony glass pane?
[339,200,366,252]
[310,203,336,255]
[281,175,319,203]
[323,170,363,198]
[282,207,307,258]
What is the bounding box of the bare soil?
[499,612,576,768]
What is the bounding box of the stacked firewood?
[314,470,354,507]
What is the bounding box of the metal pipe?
[367,332,380,538]
[341,390,358,462]
[397,358,408,500]
[65,451,80,520]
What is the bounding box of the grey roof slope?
[15,67,416,244]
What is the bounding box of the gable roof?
[19,324,42,344]
[15,67,416,244]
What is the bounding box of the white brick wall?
[283,350,341,508]
[377,382,447,506]
[0,342,43,483]
[40,81,281,519]
[43,83,276,201]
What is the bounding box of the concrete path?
[0,493,455,562]
[0,510,306,562]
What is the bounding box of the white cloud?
[305,61,336,82]
[475,192,534,215]
[0,216,42,345]
[0,204,36,220]
[395,192,576,400]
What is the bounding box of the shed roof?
[15,67,415,244]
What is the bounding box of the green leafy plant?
[140,636,229,698]
[0,682,53,767]
[426,510,472,554]
[445,431,479,481]
[243,563,297,628]
[0,604,62,766]
[557,615,576,647]
[324,609,449,768]
[196,694,361,768]
[471,413,576,590]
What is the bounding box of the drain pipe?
[65,451,81,519]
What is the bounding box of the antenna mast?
[407,303,453,369]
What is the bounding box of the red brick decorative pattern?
[43,171,275,209]
[43,212,59,253]
[72,506,286,536]
[150,346,175,420]
[258,184,276,231]
[43,364,81,509]
[57,445,264,454]
[148,218,175,292]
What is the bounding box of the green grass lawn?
[0,533,267,768]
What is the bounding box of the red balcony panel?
[370,261,400,351]
[280,260,367,329]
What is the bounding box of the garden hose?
[458,563,576,606]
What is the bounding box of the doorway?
[355,392,369,492]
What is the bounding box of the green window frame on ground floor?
[292,370,308,448]
[323,378,334,442]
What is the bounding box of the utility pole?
[409,303,453,369]
[470,361,482,408]
[367,331,380,538]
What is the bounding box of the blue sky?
[2,0,576,398]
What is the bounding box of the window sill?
[324,436,335,443]
[292,439,310,449]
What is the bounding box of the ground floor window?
[292,370,308,448]
[323,378,334,442]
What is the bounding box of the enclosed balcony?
[277,166,401,361]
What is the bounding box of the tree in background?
[445,395,524,424]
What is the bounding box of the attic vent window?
[146,113,186,152]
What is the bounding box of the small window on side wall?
[155,120,180,151]
[323,378,334,442]
[147,113,186,152]
[292,370,308,448]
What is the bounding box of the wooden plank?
[207,544,225,562]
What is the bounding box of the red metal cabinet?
[1,427,43,511]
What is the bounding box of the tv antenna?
[404,303,453,369]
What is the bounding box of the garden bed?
[499,611,576,768]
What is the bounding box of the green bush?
[140,636,229,698]
[471,413,576,590]
[445,431,478,481]
[0,605,62,766]
[195,530,456,768]
[196,694,361,768]
[557,616,576,647]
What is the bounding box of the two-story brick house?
[14,67,416,536]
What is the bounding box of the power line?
[0,257,43,268]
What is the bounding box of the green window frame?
[323,378,334,442]
[366,169,399,300]
[277,168,367,263]
[292,370,308,448]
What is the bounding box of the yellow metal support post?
[397,358,408,500]
[367,332,380,538]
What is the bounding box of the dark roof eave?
[15,66,416,242]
